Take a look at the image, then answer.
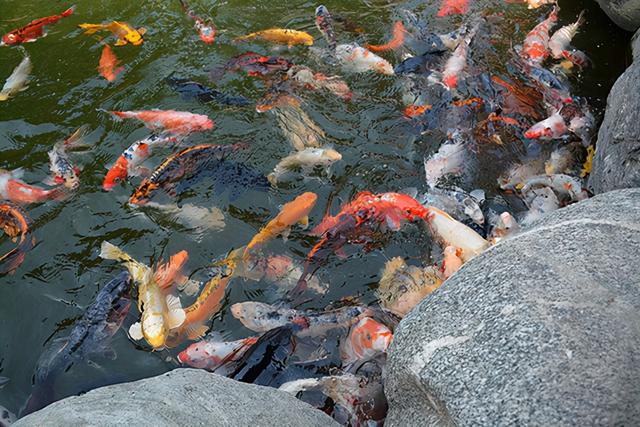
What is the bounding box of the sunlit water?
[0,0,632,417]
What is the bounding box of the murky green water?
[0,0,632,416]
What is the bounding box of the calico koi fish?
[236,28,314,47]
[437,0,470,16]
[231,301,372,337]
[287,66,352,100]
[335,44,394,75]
[366,21,406,52]
[521,6,558,65]
[243,192,317,260]
[341,317,393,364]
[178,335,259,372]
[78,22,147,46]
[99,241,185,349]
[48,126,89,190]
[549,11,585,59]
[178,0,216,44]
[0,53,32,101]
[0,201,35,274]
[107,109,213,135]
[98,44,124,82]
[214,52,293,78]
[0,169,66,205]
[315,5,337,51]
[1,6,74,46]
[103,135,175,191]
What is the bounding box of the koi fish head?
[349,317,393,358]
[379,193,429,222]
[1,33,18,46]
[103,158,129,191]
[443,74,458,89]
[125,28,146,46]
[178,342,219,368]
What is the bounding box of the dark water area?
[0,0,633,417]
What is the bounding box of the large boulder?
[594,0,640,31]
[14,369,338,427]
[588,30,640,193]
[384,189,640,426]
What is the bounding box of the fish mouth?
[177,351,188,364]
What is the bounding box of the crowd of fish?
[0,0,597,424]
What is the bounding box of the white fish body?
[424,140,466,187]
[268,147,342,184]
[549,11,585,59]
[522,187,560,225]
[424,206,489,262]
[522,174,588,202]
[0,54,32,101]
[335,43,394,75]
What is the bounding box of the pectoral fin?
[186,322,209,340]
[299,216,309,228]
[115,39,127,46]
[165,294,186,329]
[137,27,147,36]
[129,322,143,340]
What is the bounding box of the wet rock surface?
[384,189,640,426]
[14,369,338,427]
[595,0,640,31]
[588,30,640,193]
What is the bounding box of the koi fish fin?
[131,166,152,178]
[99,241,127,262]
[63,125,91,148]
[299,215,309,229]
[386,214,402,231]
[61,6,75,18]
[279,378,322,394]
[78,23,105,35]
[281,228,291,242]
[128,322,144,340]
[114,39,127,46]
[186,322,209,340]
[165,294,186,329]
[400,187,418,199]
[11,167,25,179]
[178,278,201,296]
[137,27,147,36]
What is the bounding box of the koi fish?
[424,135,466,187]
[521,6,558,65]
[441,246,464,279]
[0,169,66,205]
[268,148,342,185]
[107,109,213,136]
[213,52,293,78]
[418,187,485,228]
[48,126,89,190]
[335,44,395,75]
[287,66,352,100]
[549,11,585,59]
[23,272,132,415]
[498,161,543,191]
[166,77,250,106]
[78,22,147,46]
[1,6,74,46]
[522,187,559,224]
[103,135,175,191]
[231,302,372,337]
[0,53,32,101]
[488,211,520,244]
[243,192,318,260]
[560,49,589,68]
[423,206,489,262]
[521,174,588,202]
[523,111,567,140]
[0,201,35,275]
[366,21,406,52]
[236,28,314,47]
[128,143,247,205]
[273,103,326,151]
[178,335,259,372]
[437,0,470,16]
[178,0,216,44]
[442,24,477,89]
[315,5,337,51]
[544,146,574,175]
[98,44,124,82]
[99,241,185,349]
[404,104,432,118]
[377,257,442,317]
[505,0,555,9]
[153,249,199,294]
[341,317,393,364]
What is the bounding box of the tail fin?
[99,241,127,262]
[63,125,91,149]
[575,10,586,27]
[61,6,75,18]
[0,249,26,275]
[78,23,105,35]
[109,110,128,120]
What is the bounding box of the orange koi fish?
[1,6,74,46]
[437,0,470,17]
[0,201,35,274]
[366,21,406,52]
[341,317,393,364]
[0,169,66,205]
[107,109,213,135]
[79,21,146,46]
[98,44,124,82]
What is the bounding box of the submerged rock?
[14,369,338,427]
[589,31,640,193]
[384,189,640,426]
[594,0,640,31]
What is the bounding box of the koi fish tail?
[63,125,91,149]
[47,185,70,201]
[0,248,26,275]
[61,6,75,18]
[108,110,130,120]
[79,23,106,35]
[575,10,586,27]
[234,33,257,42]
[99,241,131,263]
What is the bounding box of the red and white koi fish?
[335,43,394,75]
[0,169,65,205]
[107,109,214,136]
[103,135,175,191]
[340,317,393,364]
[523,111,567,140]
[178,335,259,371]
[521,6,558,65]
[178,0,216,44]
[442,24,477,89]
[549,10,585,59]
[1,6,74,46]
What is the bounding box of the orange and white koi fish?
[79,22,147,46]
[341,317,393,364]
[437,0,470,17]
[1,6,74,46]
[549,10,585,59]
[107,109,213,135]
[423,206,489,262]
[0,169,65,205]
[521,6,558,65]
[335,43,394,75]
[103,135,175,191]
[366,21,406,52]
[287,66,353,100]
[178,0,216,44]
[178,335,259,371]
[523,111,567,140]
[98,44,124,82]
[236,28,314,47]
[442,24,477,89]
[0,201,35,275]
[243,192,317,260]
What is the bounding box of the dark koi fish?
[315,5,337,51]
[0,201,35,275]
[1,6,74,46]
[166,77,250,106]
[211,52,293,79]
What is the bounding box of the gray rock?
[588,35,640,194]
[14,369,338,427]
[595,0,640,31]
[384,189,640,426]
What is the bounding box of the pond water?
[0,0,632,419]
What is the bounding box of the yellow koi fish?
[79,21,146,46]
[236,28,313,47]
[99,241,185,349]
